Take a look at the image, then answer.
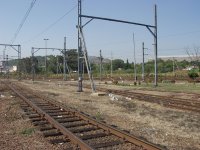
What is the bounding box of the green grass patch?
[95,111,104,121]
[20,128,35,136]
[117,82,200,94]
[145,83,199,93]
[156,83,200,93]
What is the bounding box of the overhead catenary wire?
[23,3,78,44]
[10,0,37,44]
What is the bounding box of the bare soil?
[12,79,200,150]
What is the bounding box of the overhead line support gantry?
[0,44,21,80]
[31,46,67,82]
[77,0,158,90]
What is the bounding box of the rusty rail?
[7,83,93,150]
[6,81,163,150]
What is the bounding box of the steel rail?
[30,88,162,150]
[7,83,93,150]
[9,82,163,150]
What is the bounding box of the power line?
[10,0,37,44]
[23,4,78,44]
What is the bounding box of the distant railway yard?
[0,78,200,150]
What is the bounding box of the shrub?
[188,69,199,80]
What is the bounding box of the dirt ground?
[0,85,56,150]
[0,84,73,150]
[1,79,200,150]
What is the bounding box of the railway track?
[101,88,200,113]
[5,81,163,150]
[67,83,200,113]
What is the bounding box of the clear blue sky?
[0,0,200,63]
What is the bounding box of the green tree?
[186,46,200,71]
[178,60,189,69]
[20,57,32,74]
[66,49,78,71]
[46,55,65,74]
[112,59,124,70]
[124,59,130,70]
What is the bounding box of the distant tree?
[90,63,99,74]
[163,60,173,73]
[66,49,78,71]
[186,46,200,71]
[20,57,31,74]
[112,59,124,70]
[145,63,154,75]
[23,57,42,74]
[124,59,130,70]
[178,60,189,70]
[103,63,111,72]
[47,55,60,74]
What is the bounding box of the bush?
[188,69,199,80]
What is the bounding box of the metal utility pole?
[44,38,49,73]
[82,61,84,78]
[18,45,21,80]
[133,33,137,82]
[63,37,67,80]
[78,26,96,92]
[31,47,35,82]
[3,48,6,71]
[142,42,148,81]
[173,57,175,76]
[142,42,145,81]
[99,50,103,81]
[77,0,83,92]
[57,56,59,75]
[154,5,158,86]
[6,55,9,78]
[111,51,113,77]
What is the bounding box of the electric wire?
[23,3,78,44]
[10,0,37,44]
